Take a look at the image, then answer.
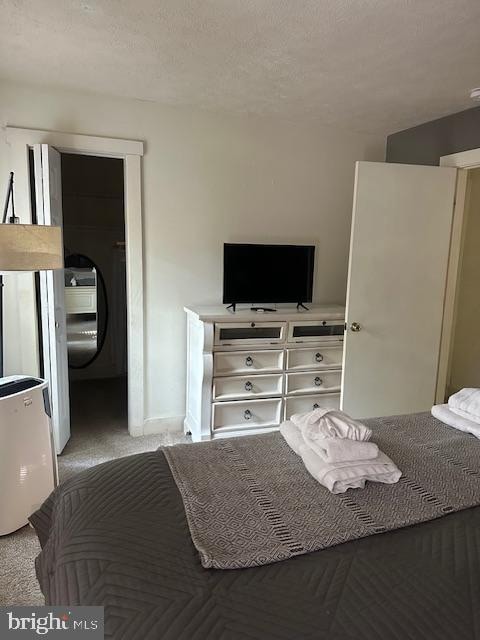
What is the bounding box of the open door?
[34,144,70,453]
[341,161,458,419]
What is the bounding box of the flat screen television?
[223,243,315,305]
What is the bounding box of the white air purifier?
[0,376,58,535]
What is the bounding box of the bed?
[30,413,480,640]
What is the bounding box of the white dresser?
[184,305,345,441]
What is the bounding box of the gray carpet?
[0,377,189,605]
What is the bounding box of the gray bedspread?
[163,412,480,569]
[30,413,480,640]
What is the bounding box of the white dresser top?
[184,304,345,323]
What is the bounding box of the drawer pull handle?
[313,403,320,409]
[244,409,253,420]
[314,376,323,387]
[315,352,324,363]
[245,381,253,392]
[245,356,253,367]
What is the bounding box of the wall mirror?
[64,254,108,369]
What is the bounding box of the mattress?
[30,418,480,640]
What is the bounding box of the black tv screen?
[223,243,315,304]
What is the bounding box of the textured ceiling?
[1,0,480,134]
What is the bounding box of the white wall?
[448,168,480,394]
[0,80,385,431]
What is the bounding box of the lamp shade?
[0,224,63,271]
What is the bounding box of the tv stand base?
[297,302,309,311]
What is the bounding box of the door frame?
[436,148,480,402]
[6,127,145,436]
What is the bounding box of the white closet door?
[34,144,70,453]
[342,161,457,419]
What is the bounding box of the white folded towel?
[280,420,308,456]
[304,437,379,463]
[280,421,402,494]
[448,388,480,425]
[291,408,372,442]
[431,403,480,439]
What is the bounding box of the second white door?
[342,161,458,419]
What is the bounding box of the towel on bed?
[448,388,480,424]
[280,421,401,494]
[291,408,372,442]
[291,407,377,462]
[432,403,480,439]
[304,436,379,463]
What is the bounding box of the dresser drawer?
[214,322,286,346]
[213,374,283,401]
[65,286,97,314]
[286,345,343,371]
[213,350,284,376]
[286,370,342,395]
[212,398,283,432]
[288,319,345,343]
[285,393,341,419]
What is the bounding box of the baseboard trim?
[142,415,184,436]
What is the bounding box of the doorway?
[61,154,128,442]
[7,127,145,449]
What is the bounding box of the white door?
[34,144,70,453]
[341,161,457,419]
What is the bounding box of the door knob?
[350,322,361,332]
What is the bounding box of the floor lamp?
[0,172,63,377]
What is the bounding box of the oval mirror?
[64,254,108,369]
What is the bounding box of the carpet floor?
[0,377,189,605]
